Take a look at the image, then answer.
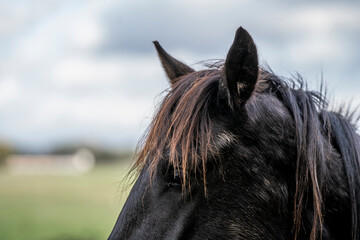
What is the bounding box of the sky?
[0,0,359,152]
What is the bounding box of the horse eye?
[167,169,182,188]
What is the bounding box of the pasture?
[0,162,131,240]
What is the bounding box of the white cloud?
[0,53,166,150]
[38,96,152,129]
[0,0,359,151]
[68,18,104,51]
[286,5,360,32]
[0,77,21,106]
[280,5,360,65]
[51,56,123,87]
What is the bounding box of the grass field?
[0,162,133,240]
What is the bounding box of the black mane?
[112,28,360,240]
[134,65,360,239]
[260,68,360,239]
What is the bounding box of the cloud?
[0,53,166,150]
[0,0,359,151]
[100,1,360,55]
[50,57,123,88]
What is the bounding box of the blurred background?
[0,0,359,239]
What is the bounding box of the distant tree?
[0,141,14,165]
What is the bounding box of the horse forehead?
[216,131,236,148]
[212,94,289,149]
[247,93,291,124]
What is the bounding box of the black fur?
[108,27,360,240]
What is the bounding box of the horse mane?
[261,69,360,240]
[320,111,360,240]
[134,69,223,194]
[133,64,360,240]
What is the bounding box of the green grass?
[0,162,133,240]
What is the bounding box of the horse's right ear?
[153,41,194,85]
[224,27,259,107]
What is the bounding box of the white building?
[6,148,95,175]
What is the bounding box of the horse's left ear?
[153,41,194,85]
[224,27,258,106]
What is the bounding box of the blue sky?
[0,0,359,152]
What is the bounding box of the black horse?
[108,27,360,240]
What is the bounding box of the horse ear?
[153,41,194,85]
[224,27,259,106]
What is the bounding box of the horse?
[108,27,360,240]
